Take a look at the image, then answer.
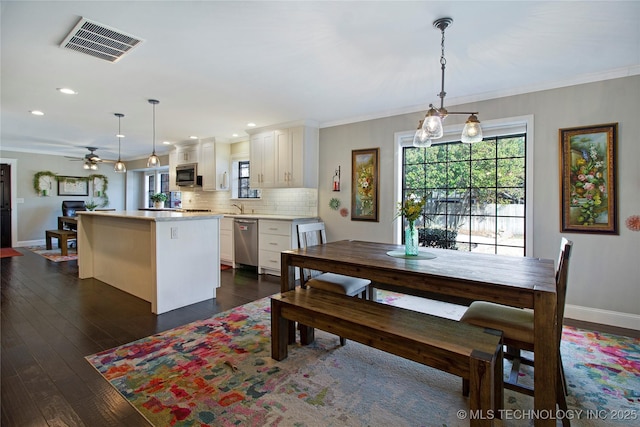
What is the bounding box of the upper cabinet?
[175,143,200,165]
[169,139,230,192]
[168,149,179,192]
[250,131,276,188]
[250,124,318,189]
[200,138,230,191]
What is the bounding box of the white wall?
[318,76,640,329]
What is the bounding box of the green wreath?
[33,171,58,196]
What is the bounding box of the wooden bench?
[271,288,503,427]
[45,229,77,256]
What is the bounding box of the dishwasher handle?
[235,219,257,224]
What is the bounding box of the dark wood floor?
[1,249,280,426]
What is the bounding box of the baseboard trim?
[18,239,46,247]
[565,304,640,331]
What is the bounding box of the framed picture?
[351,148,380,221]
[57,176,89,196]
[559,123,618,234]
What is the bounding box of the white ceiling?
[2,1,639,162]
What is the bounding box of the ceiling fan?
[65,147,115,170]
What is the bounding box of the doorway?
[1,163,12,247]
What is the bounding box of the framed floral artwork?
[351,148,379,221]
[560,123,618,234]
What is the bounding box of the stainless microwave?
[175,163,202,187]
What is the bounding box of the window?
[145,170,180,208]
[397,117,532,256]
[237,161,260,199]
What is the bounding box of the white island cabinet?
[77,211,223,314]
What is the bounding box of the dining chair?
[460,238,573,426]
[297,222,371,345]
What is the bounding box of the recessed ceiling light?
[30,110,44,116]
[247,122,256,127]
[162,141,172,145]
[57,87,77,95]
[116,133,125,138]
[189,135,198,139]
[232,133,239,137]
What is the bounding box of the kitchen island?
[77,210,223,314]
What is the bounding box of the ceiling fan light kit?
[114,113,126,173]
[413,17,483,148]
[147,99,161,168]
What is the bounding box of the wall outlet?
[171,227,178,239]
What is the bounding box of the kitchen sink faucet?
[231,203,244,214]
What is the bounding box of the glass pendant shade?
[83,162,90,170]
[422,108,444,139]
[412,128,432,148]
[461,114,483,143]
[147,153,160,168]
[114,160,126,173]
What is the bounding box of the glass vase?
[405,220,419,256]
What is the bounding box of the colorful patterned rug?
[86,292,639,427]
[27,245,77,262]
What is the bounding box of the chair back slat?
[556,237,573,344]
[297,222,328,282]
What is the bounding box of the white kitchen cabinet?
[200,139,230,191]
[220,217,234,266]
[250,125,318,189]
[168,149,179,192]
[175,143,200,165]
[258,218,317,277]
[250,131,276,188]
[275,126,318,188]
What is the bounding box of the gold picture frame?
[559,123,618,234]
[351,148,379,222]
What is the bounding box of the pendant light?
[413,17,483,147]
[147,99,161,168]
[113,113,126,173]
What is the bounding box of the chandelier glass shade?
[114,113,126,173]
[147,99,161,168]
[413,18,482,147]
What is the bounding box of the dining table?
[280,240,558,427]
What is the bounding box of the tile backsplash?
[180,188,318,216]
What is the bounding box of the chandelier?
[413,17,483,148]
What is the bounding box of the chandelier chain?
[437,24,447,108]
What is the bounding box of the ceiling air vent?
[60,17,144,63]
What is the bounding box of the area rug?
[27,245,77,262]
[0,247,23,258]
[86,293,639,427]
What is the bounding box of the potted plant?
[150,193,168,209]
[85,200,99,211]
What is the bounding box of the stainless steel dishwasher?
[234,219,258,267]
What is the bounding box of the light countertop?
[221,213,319,221]
[78,210,224,222]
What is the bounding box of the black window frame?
[401,133,527,256]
